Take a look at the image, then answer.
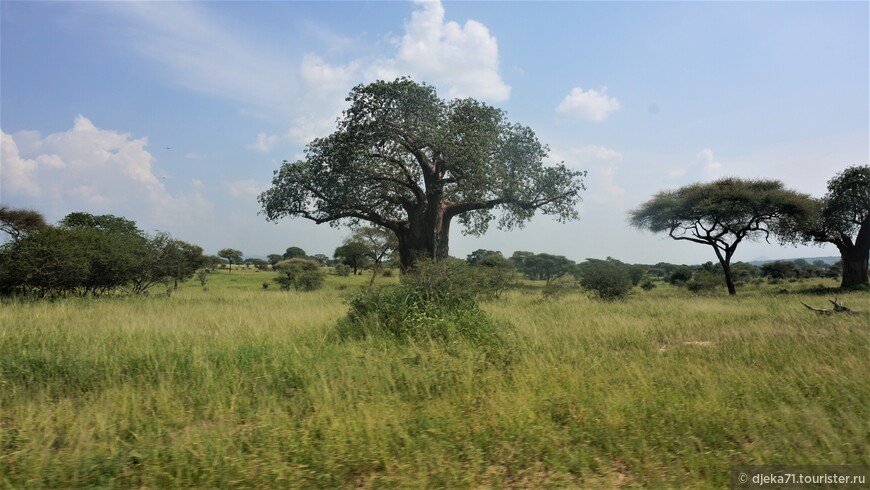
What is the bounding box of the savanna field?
[1,269,868,488]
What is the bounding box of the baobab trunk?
[839,246,869,288]
[395,211,452,272]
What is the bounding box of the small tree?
[575,259,632,300]
[283,246,307,259]
[513,252,576,283]
[334,239,370,275]
[267,254,284,267]
[346,226,398,284]
[629,178,815,295]
[218,248,243,272]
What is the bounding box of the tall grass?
[1,270,868,487]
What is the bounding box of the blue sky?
[2,1,867,264]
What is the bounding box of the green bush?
[273,258,325,292]
[334,260,513,353]
[333,264,351,277]
[575,259,632,300]
[686,270,723,293]
[639,278,657,291]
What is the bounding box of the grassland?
[1,270,868,488]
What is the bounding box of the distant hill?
[748,256,840,266]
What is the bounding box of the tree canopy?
[217,248,243,271]
[0,212,204,297]
[0,206,48,241]
[260,77,585,270]
[629,178,815,295]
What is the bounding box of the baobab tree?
[259,78,585,271]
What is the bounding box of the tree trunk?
[720,260,737,296]
[839,245,869,288]
[395,208,451,272]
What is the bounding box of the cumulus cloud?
[666,148,724,182]
[247,133,280,152]
[225,179,266,199]
[0,116,212,227]
[1,131,41,197]
[372,0,510,101]
[556,87,621,122]
[300,54,360,97]
[551,145,625,206]
[696,148,722,177]
[97,1,511,150]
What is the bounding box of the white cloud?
[1,130,41,197]
[225,179,266,199]
[100,1,511,151]
[0,116,212,228]
[372,0,510,101]
[106,2,297,116]
[300,54,360,97]
[665,148,724,183]
[185,152,207,160]
[556,86,621,122]
[696,148,722,177]
[551,145,625,206]
[247,133,280,152]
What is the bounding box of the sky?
[1,1,868,265]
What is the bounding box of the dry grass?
[1,270,868,488]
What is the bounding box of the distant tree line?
[0,209,205,298]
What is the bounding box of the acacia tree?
[629,178,814,295]
[0,206,48,241]
[803,165,869,288]
[334,239,370,275]
[350,226,398,283]
[260,78,585,271]
[218,248,243,272]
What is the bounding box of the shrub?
[575,259,632,300]
[196,269,209,286]
[334,260,513,356]
[639,278,657,291]
[541,279,574,300]
[273,258,325,292]
[333,263,351,277]
[686,270,723,293]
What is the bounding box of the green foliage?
[0,205,47,241]
[196,269,209,287]
[333,263,351,277]
[804,165,869,288]
[259,77,585,269]
[217,248,243,271]
[282,246,307,259]
[335,260,513,350]
[686,270,724,293]
[575,259,632,300]
[511,251,576,283]
[273,258,325,292]
[630,178,816,294]
[1,212,205,297]
[333,239,370,275]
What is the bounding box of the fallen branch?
[801,297,860,315]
